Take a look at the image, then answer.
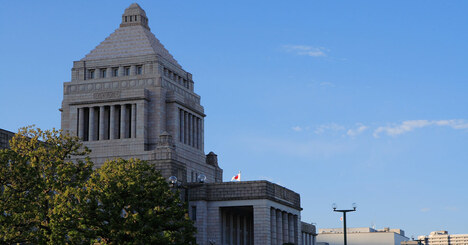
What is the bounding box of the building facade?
[418,231,468,245]
[60,3,315,245]
[316,227,409,245]
[0,129,15,150]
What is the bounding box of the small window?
[136,66,142,75]
[112,67,119,77]
[135,15,137,21]
[130,16,132,22]
[191,206,197,220]
[125,16,127,22]
[100,69,106,78]
[124,66,130,76]
[88,69,95,79]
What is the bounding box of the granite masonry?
[60,3,315,245]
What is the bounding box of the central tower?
[61,3,222,184]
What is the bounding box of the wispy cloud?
[292,126,303,132]
[444,206,459,211]
[283,45,328,57]
[373,120,468,138]
[319,81,335,87]
[420,207,431,212]
[314,123,345,135]
[347,124,368,137]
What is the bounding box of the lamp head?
[168,176,178,185]
[197,174,207,183]
[352,202,357,210]
[332,203,337,210]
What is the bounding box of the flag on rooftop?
[231,171,241,181]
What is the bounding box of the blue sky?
[1,0,467,238]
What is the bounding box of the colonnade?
[270,208,298,245]
[179,108,202,149]
[221,209,254,245]
[302,231,314,245]
[77,104,137,141]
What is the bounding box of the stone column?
[184,112,188,144]
[119,66,125,77]
[271,208,277,245]
[276,210,283,245]
[130,65,136,75]
[120,104,127,139]
[131,104,136,138]
[188,114,192,146]
[201,118,205,151]
[106,67,112,78]
[196,118,199,149]
[253,205,271,245]
[179,109,184,142]
[192,115,196,147]
[288,214,294,243]
[282,211,288,243]
[110,105,116,139]
[89,107,95,141]
[294,215,299,244]
[78,107,85,139]
[99,106,105,140]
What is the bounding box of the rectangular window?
[130,16,132,22]
[100,69,106,78]
[88,69,95,79]
[191,206,197,221]
[125,16,127,22]
[124,66,130,76]
[112,67,118,77]
[136,65,142,75]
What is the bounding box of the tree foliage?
[0,127,196,244]
[0,127,92,244]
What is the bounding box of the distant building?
[418,231,468,245]
[0,129,15,150]
[317,227,409,245]
[401,240,422,245]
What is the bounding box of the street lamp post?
[168,174,206,212]
[332,203,357,245]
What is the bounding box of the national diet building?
[60,4,315,245]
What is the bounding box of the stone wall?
[188,180,301,210]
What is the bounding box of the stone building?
[60,3,315,245]
[316,227,409,245]
[0,128,15,150]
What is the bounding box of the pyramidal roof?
[81,3,181,68]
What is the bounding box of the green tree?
[0,127,196,244]
[55,158,197,244]
[0,126,93,244]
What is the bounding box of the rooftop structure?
[317,227,409,245]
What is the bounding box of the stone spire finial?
[120,3,150,30]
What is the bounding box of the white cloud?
[347,124,368,137]
[292,126,303,132]
[314,123,345,135]
[373,119,468,138]
[283,45,328,57]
